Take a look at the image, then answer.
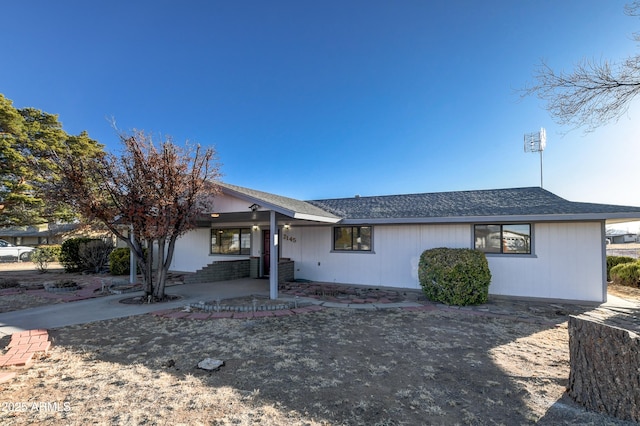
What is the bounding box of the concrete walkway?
[2,276,639,337]
[2,272,638,387]
[0,279,270,337]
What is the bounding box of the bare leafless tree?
[522,2,640,132]
[53,130,221,300]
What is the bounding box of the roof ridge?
[309,186,552,202]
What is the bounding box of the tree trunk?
[118,233,152,296]
[155,238,167,299]
[568,315,640,422]
[153,235,178,300]
[145,240,154,297]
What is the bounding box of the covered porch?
[175,182,340,299]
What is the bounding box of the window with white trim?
[474,224,531,254]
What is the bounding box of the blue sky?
[3,1,639,217]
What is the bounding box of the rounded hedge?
[60,237,96,272]
[109,247,131,276]
[606,255,636,282]
[418,247,491,306]
[610,261,640,287]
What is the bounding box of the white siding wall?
[213,194,254,212]
[280,224,470,289]
[169,193,264,272]
[172,219,606,302]
[170,228,251,272]
[487,222,604,302]
[170,229,210,272]
[281,221,606,302]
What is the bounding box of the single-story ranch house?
[170,182,640,303]
[0,223,80,246]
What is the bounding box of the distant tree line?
[0,94,103,226]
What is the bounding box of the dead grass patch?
[608,282,640,300]
[2,306,636,425]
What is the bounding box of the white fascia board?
[599,213,640,222]
[247,202,339,222]
[220,186,339,223]
[337,213,640,225]
[293,212,341,223]
[259,203,296,217]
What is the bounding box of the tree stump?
[568,315,640,422]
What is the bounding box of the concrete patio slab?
[0,278,269,337]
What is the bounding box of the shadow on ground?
[1,261,637,424]
[3,297,634,425]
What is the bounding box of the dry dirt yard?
[0,264,102,314]
[1,264,639,425]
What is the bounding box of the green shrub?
[606,255,636,281]
[418,247,491,306]
[31,245,62,273]
[0,278,20,289]
[60,237,96,272]
[109,247,147,275]
[610,261,640,287]
[79,239,114,273]
[109,247,132,275]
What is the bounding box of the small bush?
[418,247,491,306]
[0,278,20,289]
[52,279,79,289]
[109,247,146,275]
[79,239,114,273]
[109,247,132,276]
[32,245,62,273]
[606,256,636,281]
[610,261,640,287]
[60,237,96,272]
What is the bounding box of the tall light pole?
[524,128,547,188]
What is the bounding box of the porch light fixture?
[252,225,259,231]
[210,213,220,218]
[283,224,290,230]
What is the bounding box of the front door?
[263,230,270,276]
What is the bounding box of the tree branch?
[521,57,640,132]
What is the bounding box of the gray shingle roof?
[0,223,80,237]
[218,182,340,222]
[307,187,640,222]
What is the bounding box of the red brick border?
[150,306,325,321]
[0,329,52,380]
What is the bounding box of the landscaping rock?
[197,358,224,371]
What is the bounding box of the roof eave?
[338,212,640,225]
[219,185,292,214]
[220,185,340,223]
[293,212,342,223]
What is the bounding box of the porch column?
[269,210,278,299]
[129,225,136,284]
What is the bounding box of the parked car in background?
[0,239,35,261]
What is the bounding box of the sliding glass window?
[211,228,251,255]
[474,224,531,254]
[333,226,372,252]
